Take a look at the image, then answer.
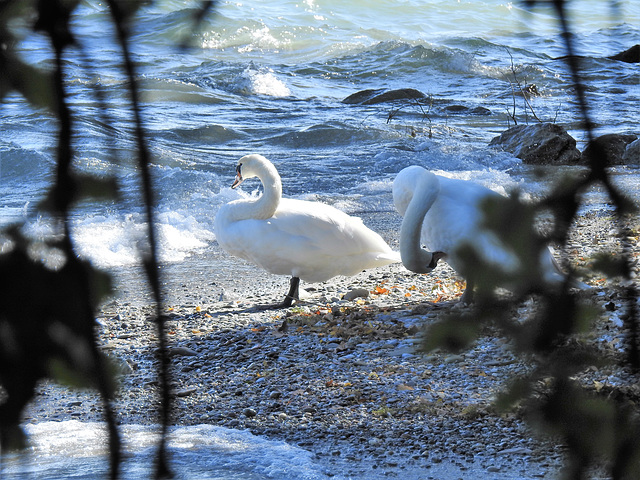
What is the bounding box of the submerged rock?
[443,105,491,115]
[489,123,582,165]
[554,44,639,64]
[342,88,426,105]
[608,44,640,63]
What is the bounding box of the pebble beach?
[19,208,640,479]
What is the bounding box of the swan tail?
[376,251,402,264]
[545,247,591,291]
[566,276,592,291]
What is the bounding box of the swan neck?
[254,162,282,219]
[400,174,440,273]
[234,161,281,220]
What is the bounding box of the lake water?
[0,422,327,479]
[0,421,545,480]
[0,0,638,478]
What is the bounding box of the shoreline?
[21,208,639,479]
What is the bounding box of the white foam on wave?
[1,421,335,480]
[0,204,29,225]
[71,210,215,269]
[239,26,282,53]
[431,169,524,197]
[235,67,291,97]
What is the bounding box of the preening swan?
[214,154,401,308]
[393,165,570,303]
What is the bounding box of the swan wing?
[275,199,394,255]
[422,176,516,269]
[215,198,399,283]
[419,177,492,251]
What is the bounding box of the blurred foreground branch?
[0,0,214,478]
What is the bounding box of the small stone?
[444,354,464,363]
[175,388,197,397]
[343,288,369,301]
[243,408,257,417]
[498,447,532,455]
[169,347,198,356]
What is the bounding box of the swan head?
[231,154,271,189]
[231,162,244,188]
[402,249,447,274]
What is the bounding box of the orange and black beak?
[231,163,243,189]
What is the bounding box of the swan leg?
[252,277,301,311]
[281,276,300,307]
[460,279,474,304]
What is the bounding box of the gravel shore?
[24,209,639,479]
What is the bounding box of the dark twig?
[105,1,173,478]
[504,48,542,124]
[36,1,122,477]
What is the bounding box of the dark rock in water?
[489,123,582,165]
[553,45,639,64]
[608,44,640,63]
[443,104,468,113]
[582,133,638,166]
[343,89,491,115]
[443,105,491,115]
[622,139,640,165]
[342,89,387,104]
[471,106,492,115]
[342,88,426,105]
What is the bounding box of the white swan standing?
[393,165,570,303]
[214,154,401,308]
